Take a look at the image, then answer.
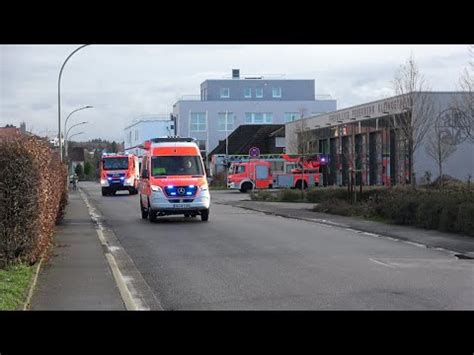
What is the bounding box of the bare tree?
[287,108,314,197]
[425,118,457,188]
[453,45,474,142]
[340,125,365,203]
[392,54,434,186]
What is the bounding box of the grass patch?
[0,263,35,310]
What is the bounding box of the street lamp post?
[58,44,90,162]
[64,106,93,159]
[68,132,84,141]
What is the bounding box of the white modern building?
[124,114,176,156]
[173,69,337,156]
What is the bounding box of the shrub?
[277,189,303,202]
[0,135,67,268]
[313,199,362,217]
[305,187,348,203]
[455,203,474,236]
[250,190,276,201]
[415,197,443,230]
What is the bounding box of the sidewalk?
[30,189,125,310]
[218,200,474,258]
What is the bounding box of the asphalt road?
[80,182,474,310]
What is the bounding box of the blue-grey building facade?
[173,70,337,154]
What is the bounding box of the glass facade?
[190,112,206,132]
[245,112,273,124]
[220,88,230,98]
[296,115,410,186]
[218,112,235,131]
[272,87,282,98]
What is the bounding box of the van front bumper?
[149,190,210,212]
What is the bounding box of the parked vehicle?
[100,153,140,196]
[227,154,327,192]
[138,137,210,222]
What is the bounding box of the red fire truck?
[100,153,140,196]
[227,154,328,192]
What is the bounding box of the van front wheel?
[140,198,148,219]
[148,202,158,223]
[200,209,209,222]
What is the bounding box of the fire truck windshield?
[102,157,128,170]
[151,156,204,176]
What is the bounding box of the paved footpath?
[30,189,125,310]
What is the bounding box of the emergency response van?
[138,137,210,222]
[100,153,140,196]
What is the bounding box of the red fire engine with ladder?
[226,153,329,193]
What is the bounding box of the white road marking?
[79,189,151,311]
[404,241,427,248]
[369,258,397,268]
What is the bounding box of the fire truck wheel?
[240,182,253,193]
[295,180,308,190]
[200,209,209,222]
[140,199,148,219]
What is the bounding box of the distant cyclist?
[72,174,78,191]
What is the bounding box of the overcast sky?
[1,45,471,142]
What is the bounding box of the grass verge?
[0,264,35,310]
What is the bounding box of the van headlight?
[200,184,209,191]
[151,185,162,192]
[125,178,133,184]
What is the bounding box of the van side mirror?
[142,169,149,179]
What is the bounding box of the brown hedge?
[0,135,68,268]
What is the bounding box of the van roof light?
[149,137,196,143]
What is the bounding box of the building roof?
[209,124,285,156]
[0,127,22,137]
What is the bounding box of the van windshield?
[103,157,128,170]
[151,156,204,176]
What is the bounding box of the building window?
[190,112,206,132]
[284,112,300,123]
[245,112,273,124]
[244,88,252,98]
[255,88,263,98]
[218,112,235,131]
[272,87,282,98]
[220,88,230,98]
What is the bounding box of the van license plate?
[173,204,189,209]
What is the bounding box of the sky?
[0,45,471,142]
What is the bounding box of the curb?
[217,201,474,260]
[22,257,43,311]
